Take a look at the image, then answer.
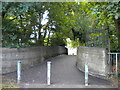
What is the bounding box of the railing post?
[17,61,21,84]
[116,53,118,76]
[47,61,51,85]
[85,62,88,86]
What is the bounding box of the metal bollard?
[85,62,88,86]
[47,61,51,85]
[116,53,118,76]
[17,61,21,84]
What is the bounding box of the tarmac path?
[3,55,113,88]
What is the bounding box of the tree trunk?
[38,28,44,46]
[37,13,44,46]
[114,18,120,52]
[47,30,51,46]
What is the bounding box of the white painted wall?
[68,48,77,55]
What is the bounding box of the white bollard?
[17,61,21,84]
[85,62,88,86]
[47,61,51,85]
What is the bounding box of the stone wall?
[76,46,111,78]
[1,46,67,74]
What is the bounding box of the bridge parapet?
[76,46,111,79]
[1,46,67,74]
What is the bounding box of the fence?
[108,53,120,75]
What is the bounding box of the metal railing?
[108,53,120,76]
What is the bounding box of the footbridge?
[1,46,118,88]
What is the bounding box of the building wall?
[68,48,77,55]
[76,46,111,78]
[1,46,67,74]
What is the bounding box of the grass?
[1,76,19,89]
[1,83,19,88]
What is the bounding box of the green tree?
[2,2,119,51]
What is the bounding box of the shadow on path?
[2,55,112,88]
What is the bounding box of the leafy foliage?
[2,2,119,51]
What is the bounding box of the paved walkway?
[3,55,113,88]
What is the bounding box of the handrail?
[107,52,119,76]
[108,53,120,54]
